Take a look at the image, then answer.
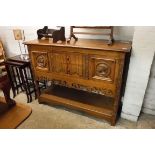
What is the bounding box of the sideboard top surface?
[24,39,132,53]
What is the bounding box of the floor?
[0,91,155,129]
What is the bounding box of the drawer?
[29,45,52,52]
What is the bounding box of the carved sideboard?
[25,39,131,125]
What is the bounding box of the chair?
[0,41,16,107]
[0,74,16,108]
[0,40,6,76]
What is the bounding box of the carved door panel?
[31,51,49,72]
[67,53,83,78]
[89,55,116,83]
[50,52,67,75]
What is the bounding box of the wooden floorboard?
[0,96,32,129]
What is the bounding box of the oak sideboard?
[25,39,131,125]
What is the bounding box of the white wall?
[70,26,134,41]
[0,26,134,57]
[142,55,155,115]
[121,27,155,121]
[0,26,40,57]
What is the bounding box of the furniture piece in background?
[0,40,16,109]
[69,26,114,45]
[0,40,6,75]
[0,75,16,109]
[5,54,46,103]
[5,55,37,103]
[25,39,131,125]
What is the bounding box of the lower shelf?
[39,85,115,124]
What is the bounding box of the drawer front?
[29,45,52,52]
[89,55,116,83]
[31,51,49,72]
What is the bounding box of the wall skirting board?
[121,112,138,122]
[142,107,155,115]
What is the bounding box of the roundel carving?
[96,62,111,77]
[36,55,47,68]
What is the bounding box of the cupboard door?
[50,52,67,75]
[68,53,83,78]
[89,55,116,83]
[31,51,49,72]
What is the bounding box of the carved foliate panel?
[32,52,49,71]
[89,56,116,82]
[36,76,114,97]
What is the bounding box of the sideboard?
[25,39,131,125]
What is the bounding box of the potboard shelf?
[39,85,114,121]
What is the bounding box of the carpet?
[0,96,32,129]
[0,91,155,129]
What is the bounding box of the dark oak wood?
[0,41,16,109]
[5,57,37,103]
[25,39,131,125]
[0,75,16,108]
[37,26,66,43]
[0,40,6,74]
